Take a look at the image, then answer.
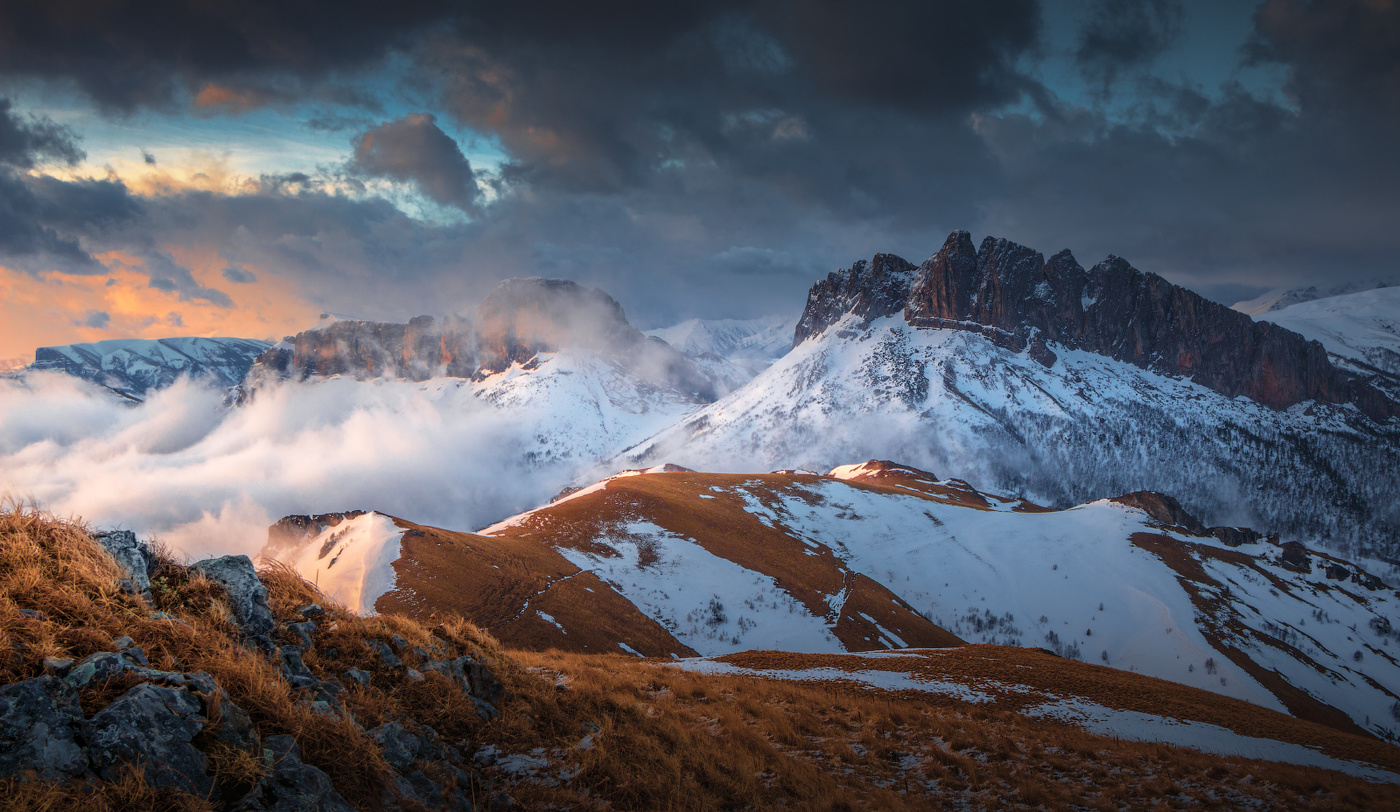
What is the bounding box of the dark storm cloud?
[425,0,1042,193]
[972,0,1400,299]
[1,0,1397,324]
[0,98,84,168]
[0,0,450,112]
[1074,0,1186,91]
[0,99,125,272]
[350,114,480,211]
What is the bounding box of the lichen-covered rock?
[191,555,275,637]
[94,530,154,598]
[370,721,428,771]
[235,734,355,812]
[83,683,213,798]
[64,650,149,689]
[422,655,503,721]
[0,676,89,781]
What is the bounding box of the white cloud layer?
[0,372,572,560]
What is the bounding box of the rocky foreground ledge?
[0,512,518,811]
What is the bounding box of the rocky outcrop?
[1110,492,1209,536]
[247,277,721,400]
[796,231,1399,422]
[191,555,275,638]
[254,315,474,383]
[0,676,89,781]
[1,527,518,809]
[263,511,367,561]
[793,254,918,345]
[94,530,154,599]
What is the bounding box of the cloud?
[222,265,257,283]
[1075,0,1187,91]
[1,1,1397,329]
[141,149,157,165]
[0,0,452,112]
[350,113,480,211]
[0,98,84,169]
[0,373,575,560]
[81,310,110,329]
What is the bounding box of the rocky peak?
[246,277,721,400]
[795,231,1399,422]
[253,315,473,383]
[793,253,919,345]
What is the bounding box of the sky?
[0,0,1397,362]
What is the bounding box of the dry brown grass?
[7,503,1400,811]
[501,648,1400,811]
[0,504,502,810]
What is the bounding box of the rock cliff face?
[250,278,718,399]
[253,316,473,382]
[796,231,1398,422]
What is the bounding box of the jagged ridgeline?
[247,278,719,400]
[627,231,1400,559]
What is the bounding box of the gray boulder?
[0,676,89,781]
[191,555,275,636]
[235,734,355,812]
[64,650,149,689]
[285,621,316,650]
[94,530,155,598]
[83,683,213,798]
[369,721,427,772]
[365,639,402,669]
[422,655,504,719]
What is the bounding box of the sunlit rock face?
[796,231,1398,422]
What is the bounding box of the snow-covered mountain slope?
[468,349,710,467]
[621,311,1400,558]
[282,511,404,614]
[26,336,272,398]
[260,506,705,659]
[1258,286,1400,378]
[1232,280,1393,315]
[647,315,797,361]
[475,465,1400,743]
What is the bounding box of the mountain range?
[625,232,1400,559]
[11,229,1400,785]
[17,336,272,399]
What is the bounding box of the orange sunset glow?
[0,248,317,361]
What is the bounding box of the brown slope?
[487,470,961,651]
[704,645,1400,778]
[372,518,695,657]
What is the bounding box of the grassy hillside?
[2,504,1398,810]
